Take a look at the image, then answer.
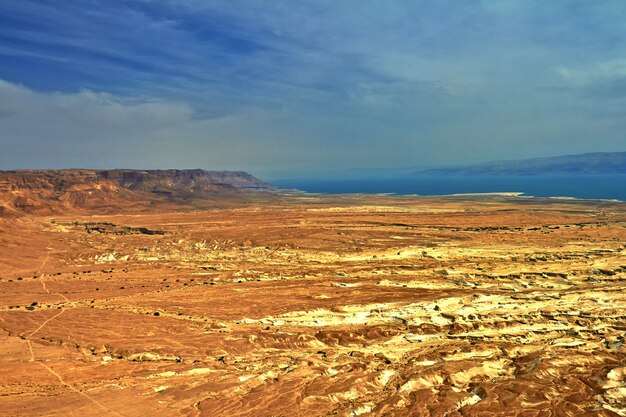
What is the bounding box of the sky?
[1,0,626,179]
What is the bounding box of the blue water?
[272,174,626,201]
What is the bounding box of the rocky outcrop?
[99,169,272,193]
[0,169,274,215]
[2,195,626,416]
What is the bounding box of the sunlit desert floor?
[1,194,626,416]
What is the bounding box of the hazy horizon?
[2,1,626,177]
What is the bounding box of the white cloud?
[0,80,192,139]
[555,58,626,100]
[0,80,203,169]
[0,80,385,172]
[557,59,626,85]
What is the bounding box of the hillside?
[0,169,274,216]
[420,151,626,175]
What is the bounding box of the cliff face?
[99,169,272,193]
[0,169,273,215]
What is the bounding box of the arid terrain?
[1,173,626,416]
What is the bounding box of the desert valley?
[0,169,625,416]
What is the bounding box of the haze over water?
[273,174,626,201]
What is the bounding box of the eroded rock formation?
[0,169,273,215]
[0,192,625,416]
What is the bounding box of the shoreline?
[281,188,626,203]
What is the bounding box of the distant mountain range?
[418,151,626,176]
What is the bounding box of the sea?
[271,174,626,201]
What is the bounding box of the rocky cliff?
[99,169,272,193]
[0,169,273,215]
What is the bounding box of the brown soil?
[1,194,625,416]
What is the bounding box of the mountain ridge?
[418,151,626,175]
[0,169,274,216]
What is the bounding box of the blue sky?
[1,1,626,178]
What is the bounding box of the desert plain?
[1,191,626,416]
